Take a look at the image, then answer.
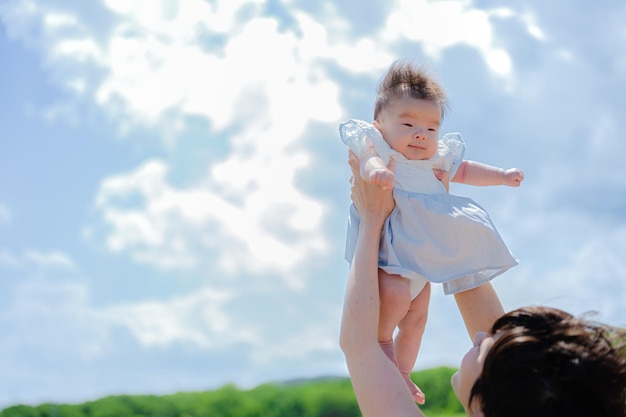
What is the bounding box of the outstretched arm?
[452,160,524,187]
[340,153,424,417]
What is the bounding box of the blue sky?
[1,0,625,408]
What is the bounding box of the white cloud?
[498,212,626,328]
[1,0,557,141]
[1,0,523,134]
[0,0,40,42]
[252,319,338,364]
[23,250,78,271]
[382,0,514,77]
[102,286,257,348]
[103,0,265,34]
[92,151,328,288]
[42,10,78,30]
[0,202,11,226]
[545,227,626,323]
[3,279,107,359]
[292,10,394,75]
[49,2,346,286]
[0,249,77,271]
[521,12,546,41]
[92,10,344,135]
[1,265,260,356]
[9,252,340,359]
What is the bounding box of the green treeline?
[0,367,464,417]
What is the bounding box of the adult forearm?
[340,219,384,353]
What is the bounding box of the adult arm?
[452,160,524,187]
[339,153,424,417]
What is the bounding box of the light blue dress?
[341,119,518,297]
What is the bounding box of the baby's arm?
[452,160,524,187]
[360,153,395,191]
[340,120,394,190]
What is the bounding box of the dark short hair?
[470,306,626,417]
[373,60,448,120]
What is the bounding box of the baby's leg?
[378,269,411,365]
[395,282,430,405]
[454,282,504,339]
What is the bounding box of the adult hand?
[349,151,395,223]
[433,168,450,192]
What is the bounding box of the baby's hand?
[359,154,395,190]
[368,167,395,191]
[503,168,524,187]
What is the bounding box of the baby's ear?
[372,120,381,130]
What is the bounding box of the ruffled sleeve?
[339,119,391,164]
[435,132,466,178]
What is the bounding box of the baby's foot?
[401,372,425,404]
[368,167,395,190]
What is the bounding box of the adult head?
[453,306,626,417]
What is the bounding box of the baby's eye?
[428,128,438,132]
[403,123,413,127]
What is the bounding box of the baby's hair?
[374,60,448,120]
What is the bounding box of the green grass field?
[0,366,465,417]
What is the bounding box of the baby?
[340,60,523,403]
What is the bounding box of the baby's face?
[374,97,441,160]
